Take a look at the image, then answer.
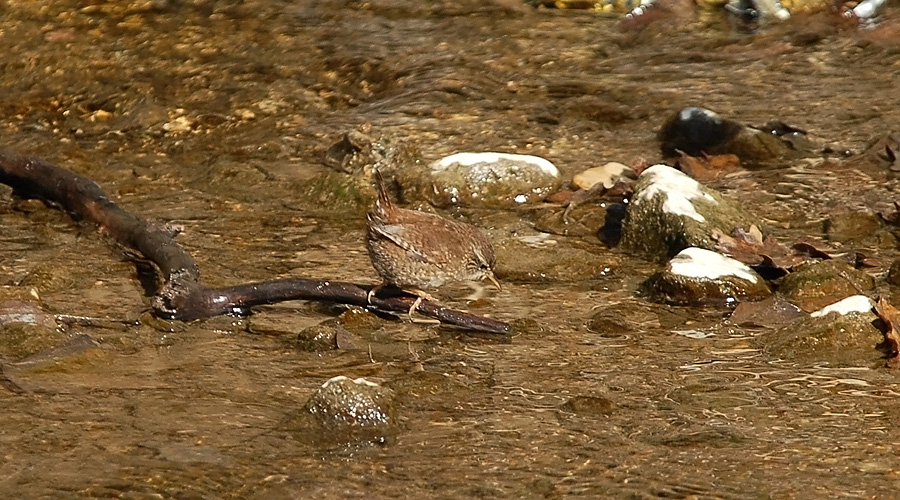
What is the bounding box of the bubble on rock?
[670,247,759,282]
[810,295,875,318]
[432,152,558,176]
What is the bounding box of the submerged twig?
[0,151,509,334]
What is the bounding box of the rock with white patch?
[619,165,765,262]
[288,376,398,445]
[641,247,770,306]
[658,107,796,165]
[779,260,875,313]
[397,152,562,208]
[759,300,884,366]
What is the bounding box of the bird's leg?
[407,289,441,324]
[366,284,383,305]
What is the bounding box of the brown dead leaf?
[630,157,651,176]
[712,225,793,268]
[874,297,900,368]
[792,242,833,260]
[730,296,806,328]
[675,151,741,182]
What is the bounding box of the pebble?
[572,162,632,190]
[162,115,194,133]
[304,375,395,429]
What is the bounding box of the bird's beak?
[485,270,502,291]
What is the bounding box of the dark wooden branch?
[0,151,510,334]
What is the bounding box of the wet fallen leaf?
[873,297,900,368]
[630,157,651,176]
[729,296,806,328]
[676,151,741,182]
[792,241,832,260]
[711,225,794,269]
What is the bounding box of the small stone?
[89,109,112,122]
[729,296,806,328]
[532,204,608,237]
[235,108,256,121]
[0,299,68,360]
[659,107,743,157]
[289,376,397,445]
[659,107,796,165]
[305,376,395,428]
[494,237,619,283]
[162,115,194,133]
[572,162,632,190]
[824,211,882,245]
[588,301,660,336]
[560,395,616,416]
[889,258,900,286]
[641,247,770,306]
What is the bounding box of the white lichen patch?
[635,165,717,222]
[432,152,559,177]
[679,107,720,123]
[669,247,758,283]
[810,295,875,318]
[321,375,380,388]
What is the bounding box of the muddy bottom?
[3,1,900,498]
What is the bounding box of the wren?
[366,170,499,313]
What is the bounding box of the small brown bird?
[366,170,499,314]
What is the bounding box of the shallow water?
[3,1,900,498]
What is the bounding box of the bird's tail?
[372,169,394,215]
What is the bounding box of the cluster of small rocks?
[291,104,896,439]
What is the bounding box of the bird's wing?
[369,221,431,263]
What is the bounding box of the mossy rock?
[779,260,874,312]
[620,166,765,262]
[759,312,885,366]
